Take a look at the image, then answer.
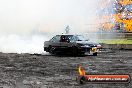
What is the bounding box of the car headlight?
[91,47,97,52]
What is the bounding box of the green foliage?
[99,39,132,44]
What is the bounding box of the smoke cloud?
[0,0,111,53]
[0,34,48,53]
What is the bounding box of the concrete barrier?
[102,44,132,50]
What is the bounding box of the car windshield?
[76,35,88,41]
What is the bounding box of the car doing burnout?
[44,34,102,56]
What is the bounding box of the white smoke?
[0,0,101,53]
[0,34,48,54]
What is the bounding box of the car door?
[60,35,74,49]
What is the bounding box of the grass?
[98,39,132,44]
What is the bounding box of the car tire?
[49,46,55,54]
[93,52,97,56]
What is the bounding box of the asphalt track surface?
[0,50,131,88]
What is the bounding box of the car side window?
[55,35,61,42]
[50,35,60,42]
[50,37,55,42]
[60,35,70,42]
[60,35,66,42]
[60,35,75,42]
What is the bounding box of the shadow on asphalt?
[46,53,96,57]
[29,48,121,57]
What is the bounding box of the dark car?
[44,34,101,56]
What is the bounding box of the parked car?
[44,34,101,56]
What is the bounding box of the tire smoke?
[0,34,48,54]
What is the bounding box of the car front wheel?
[93,52,97,56]
[49,46,55,54]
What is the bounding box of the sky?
[0,0,99,35]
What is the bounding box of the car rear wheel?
[49,46,55,54]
